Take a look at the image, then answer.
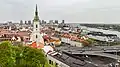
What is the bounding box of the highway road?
[56,43,120,60]
[63,50,120,60]
[55,43,120,67]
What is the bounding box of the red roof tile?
[31,42,37,48]
[31,42,44,49]
[17,31,30,36]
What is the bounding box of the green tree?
[86,39,94,45]
[14,46,47,67]
[0,41,15,67]
[0,41,48,67]
[21,47,47,67]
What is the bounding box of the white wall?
[61,37,83,47]
[88,35,114,42]
[70,41,83,47]
[47,55,70,67]
[61,37,70,43]
[55,27,61,31]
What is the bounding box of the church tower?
[30,4,44,48]
[33,4,40,32]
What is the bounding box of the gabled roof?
[16,31,30,37]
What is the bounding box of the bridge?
[63,50,120,60]
[62,45,120,53]
[72,48,120,53]
[57,43,120,60]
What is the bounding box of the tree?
[0,41,48,67]
[86,39,94,45]
[13,45,47,67]
[0,41,15,67]
[20,46,47,67]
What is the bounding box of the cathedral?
[30,4,44,48]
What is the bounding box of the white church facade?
[30,4,44,48]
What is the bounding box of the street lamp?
[115,47,119,67]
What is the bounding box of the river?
[81,26,120,38]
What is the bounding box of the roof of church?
[30,41,44,49]
[33,4,39,22]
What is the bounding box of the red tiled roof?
[31,42,37,48]
[43,35,50,39]
[17,31,30,36]
[31,42,44,49]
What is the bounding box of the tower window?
[36,35,38,38]
[36,24,38,28]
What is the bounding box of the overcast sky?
[0,0,120,23]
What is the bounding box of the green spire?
[33,4,39,22]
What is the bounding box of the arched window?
[36,35,38,38]
[36,24,38,28]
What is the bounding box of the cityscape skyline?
[0,3,120,67]
[0,0,120,23]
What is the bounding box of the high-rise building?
[20,20,23,25]
[49,20,53,24]
[42,20,44,23]
[28,20,31,25]
[55,20,58,24]
[44,21,46,24]
[42,20,46,24]
[6,21,12,26]
[25,21,27,25]
[62,20,65,24]
[30,4,44,48]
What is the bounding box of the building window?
[36,35,38,38]
[55,63,58,67]
[49,60,52,64]
[36,24,38,28]
[49,60,54,65]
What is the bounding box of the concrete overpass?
[63,50,120,60]
[63,47,120,53]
